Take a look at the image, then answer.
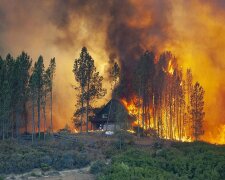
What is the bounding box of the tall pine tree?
[190,82,205,140]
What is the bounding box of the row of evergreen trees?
[0,52,56,141]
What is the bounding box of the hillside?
[0,132,224,180]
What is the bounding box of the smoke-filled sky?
[0,0,224,143]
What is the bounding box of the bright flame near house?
[168,60,174,75]
[121,97,192,142]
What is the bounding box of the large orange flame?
[121,97,191,142]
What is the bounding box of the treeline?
[116,51,205,141]
[0,52,56,141]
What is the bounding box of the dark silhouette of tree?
[134,51,155,133]
[0,55,12,140]
[0,51,56,141]
[16,52,32,134]
[186,69,193,137]
[73,47,106,133]
[110,62,120,97]
[107,62,120,131]
[29,71,37,142]
[190,82,205,141]
[32,56,45,139]
[46,58,56,134]
[73,47,89,132]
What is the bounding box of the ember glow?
[120,58,192,142]
[121,97,192,142]
[0,1,224,144]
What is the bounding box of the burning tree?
[115,50,205,142]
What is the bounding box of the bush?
[0,139,90,174]
[90,160,106,174]
[99,143,225,180]
[61,152,75,169]
[74,153,90,168]
[41,163,50,172]
[52,151,90,170]
[103,146,118,159]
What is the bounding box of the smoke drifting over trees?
[0,0,224,143]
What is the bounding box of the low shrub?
[74,152,90,168]
[40,163,50,172]
[90,160,106,174]
[99,143,225,180]
[0,139,90,174]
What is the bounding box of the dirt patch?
[40,169,95,180]
[5,167,95,180]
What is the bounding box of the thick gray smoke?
[48,0,173,67]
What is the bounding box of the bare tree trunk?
[142,99,145,130]
[15,110,20,139]
[43,105,46,141]
[23,103,28,133]
[179,101,182,140]
[2,117,5,140]
[153,94,156,130]
[86,81,90,133]
[11,112,15,138]
[165,94,168,139]
[37,94,41,139]
[80,87,84,133]
[137,87,141,137]
[169,92,173,139]
[50,89,53,134]
[32,99,35,143]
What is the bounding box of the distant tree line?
[0,52,56,141]
[115,51,205,141]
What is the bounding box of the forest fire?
[121,96,191,142]
[0,1,224,144]
[117,52,198,142]
[168,60,174,75]
[1,1,225,179]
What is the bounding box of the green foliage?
[0,52,32,139]
[99,142,225,180]
[0,140,90,174]
[0,51,56,140]
[40,163,50,172]
[90,160,106,174]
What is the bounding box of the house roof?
[91,99,131,123]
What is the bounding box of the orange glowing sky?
[0,0,224,144]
